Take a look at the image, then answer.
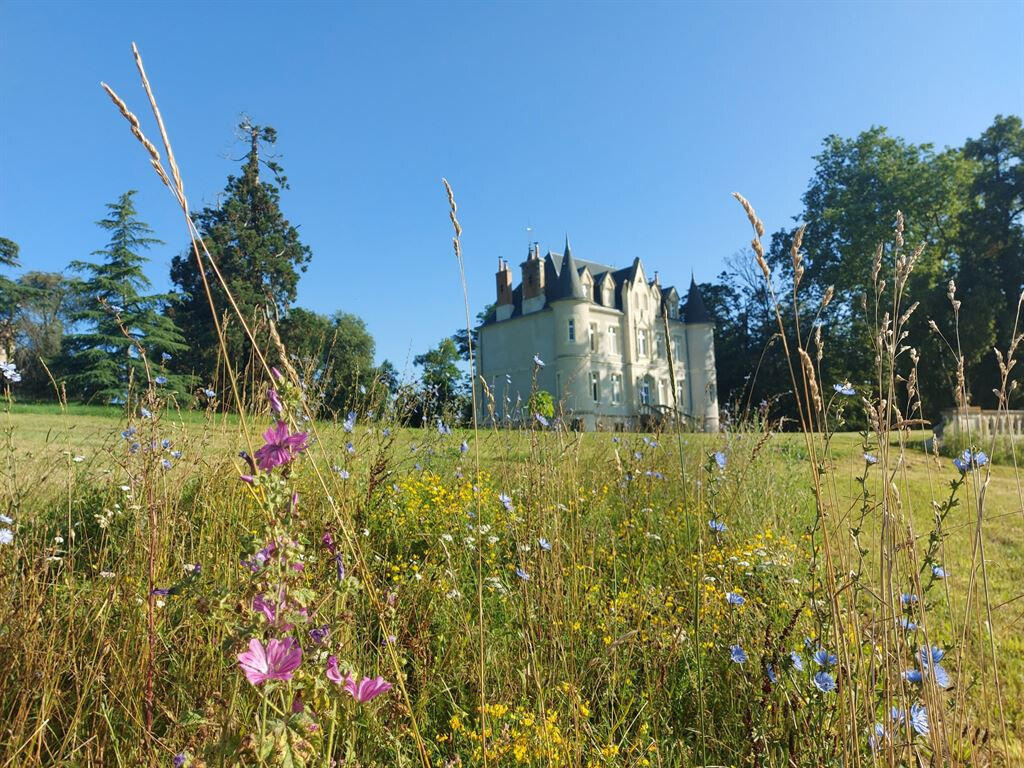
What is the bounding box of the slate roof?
[483,244,709,326]
[683,276,713,323]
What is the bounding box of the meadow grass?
[1,403,1021,766]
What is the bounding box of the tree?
[766,127,971,419]
[63,191,189,403]
[414,337,468,421]
[451,304,494,362]
[278,309,376,413]
[13,272,76,397]
[0,237,22,361]
[0,237,18,268]
[169,119,311,382]
[954,115,1024,407]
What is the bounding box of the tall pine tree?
[63,191,189,403]
[169,119,312,381]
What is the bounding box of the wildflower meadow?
[1,44,1022,768]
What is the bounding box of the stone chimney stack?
[496,258,513,307]
[521,243,546,315]
[521,245,544,300]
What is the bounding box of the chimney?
[521,244,545,301]
[496,258,513,306]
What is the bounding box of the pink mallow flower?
[252,594,277,623]
[268,388,283,415]
[324,657,392,702]
[345,674,393,703]
[254,421,308,471]
[237,637,302,685]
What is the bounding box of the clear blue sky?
[2,1,1021,374]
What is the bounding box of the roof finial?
[564,234,572,256]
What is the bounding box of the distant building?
[477,239,719,431]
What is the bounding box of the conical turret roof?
[683,275,712,323]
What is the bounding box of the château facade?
[476,240,719,431]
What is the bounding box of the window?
[655,333,664,358]
[589,322,598,352]
[610,374,622,404]
[590,372,600,403]
[608,326,619,354]
[673,335,682,358]
[568,319,575,342]
[637,328,648,357]
[639,381,651,405]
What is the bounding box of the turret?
[683,276,719,431]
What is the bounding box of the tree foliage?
[169,119,311,381]
[62,191,189,403]
[278,309,377,413]
[708,122,1024,423]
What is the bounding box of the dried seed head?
[100,82,172,190]
[822,285,834,310]
[732,193,765,238]
[895,210,905,248]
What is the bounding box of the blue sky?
[1,1,1021,374]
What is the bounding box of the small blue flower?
[789,651,804,671]
[813,648,838,668]
[532,354,545,367]
[436,419,452,436]
[864,453,878,464]
[813,670,837,692]
[898,616,918,632]
[498,493,514,513]
[765,664,777,683]
[909,703,929,736]
[708,519,727,533]
[834,382,855,396]
[140,407,152,419]
[725,591,745,606]
[903,668,923,684]
[161,352,172,363]
[538,537,552,552]
[932,565,946,579]
[202,388,216,399]
[730,644,747,664]
[154,376,168,385]
[171,450,182,459]
[460,440,469,453]
[954,448,989,474]
[346,442,355,454]
[515,566,530,581]
[161,439,171,450]
[713,451,727,470]
[901,592,918,606]
[868,723,886,752]
[161,459,172,470]
[173,753,187,768]
[121,427,136,439]
[535,412,549,427]
[130,442,141,453]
